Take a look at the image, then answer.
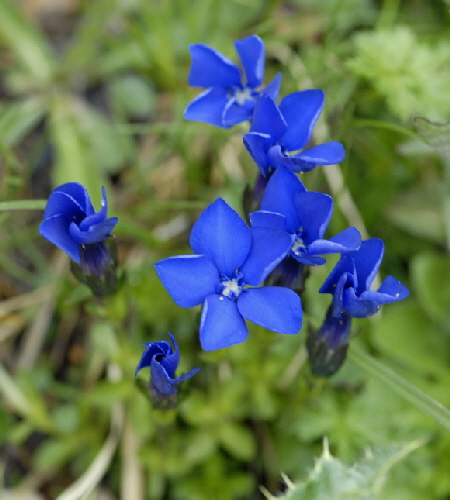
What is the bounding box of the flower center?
[233,87,254,105]
[221,277,243,301]
[291,228,307,256]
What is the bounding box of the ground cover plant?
[1,0,450,499]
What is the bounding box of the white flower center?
[234,87,253,105]
[292,237,305,255]
[221,278,242,298]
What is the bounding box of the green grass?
[1,0,450,499]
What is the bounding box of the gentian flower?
[243,92,346,177]
[155,198,303,351]
[135,333,199,407]
[319,238,410,318]
[251,166,361,266]
[184,35,281,128]
[308,238,409,376]
[39,182,118,296]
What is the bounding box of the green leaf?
[372,301,448,375]
[413,116,450,155]
[35,436,84,472]
[0,98,45,146]
[0,0,56,83]
[385,197,445,244]
[48,93,105,202]
[411,251,450,328]
[347,27,450,120]
[348,343,450,432]
[266,439,423,499]
[218,422,256,461]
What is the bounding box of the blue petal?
[331,271,355,317]
[291,253,326,266]
[69,217,118,245]
[250,211,287,231]
[150,357,177,395]
[319,255,355,294]
[160,332,180,378]
[234,35,265,88]
[240,227,293,286]
[222,98,256,127]
[237,286,302,334]
[279,90,325,151]
[290,141,346,166]
[351,238,384,294]
[260,166,306,232]
[308,227,361,255]
[250,94,286,140]
[154,255,219,307]
[263,73,282,101]
[377,275,409,299]
[44,183,94,218]
[189,198,251,277]
[42,189,86,220]
[267,145,316,173]
[310,227,361,254]
[39,214,81,262]
[188,44,242,88]
[243,132,272,176]
[359,275,409,305]
[135,341,169,375]
[342,287,381,318]
[78,186,110,230]
[171,366,200,384]
[184,88,231,127]
[200,294,248,350]
[295,191,333,241]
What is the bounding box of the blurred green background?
[1,0,450,498]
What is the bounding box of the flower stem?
[349,342,450,432]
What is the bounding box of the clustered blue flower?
[155,198,302,351]
[184,35,281,128]
[39,33,410,392]
[244,92,346,177]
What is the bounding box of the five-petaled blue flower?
[251,166,361,266]
[243,92,346,177]
[135,333,199,401]
[155,198,303,351]
[184,35,281,128]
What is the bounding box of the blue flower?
[320,238,409,319]
[135,333,199,402]
[243,92,346,177]
[155,198,303,351]
[250,166,361,267]
[39,182,118,263]
[39,183,118,295]
[184,35,281,128]
[308,238,409,376]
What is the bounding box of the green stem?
[442,156,450,252]
[352,119,418,139]
[0,200,47,211]
[349,342,450,432]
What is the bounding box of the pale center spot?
[221,278,242,298]
[234,87,253,105]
